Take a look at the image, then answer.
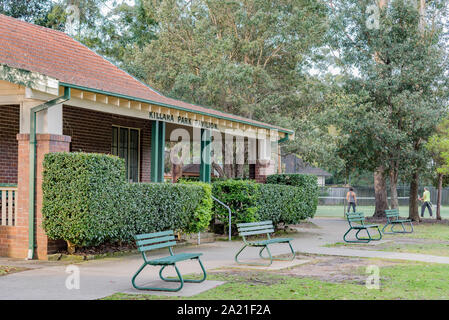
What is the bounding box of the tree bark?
[389,166,399,209]
[212,161,226,178]
[373,166,389,217]
[235,164,244,178]
[409,171,421,221]
[224,164,234,178]
[171,162,183,183]
[437,173,443,220]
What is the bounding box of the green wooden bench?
[132,230,207,292]
[382,209,413,234]
[235,220,295,266]
[343,212,382,243]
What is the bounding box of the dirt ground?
[210,254,399,285]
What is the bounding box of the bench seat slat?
[238,224,274,232]
[240,229,274,236]
[135,230,173,240]
[237,221,273,228]
[249,238,293,246]
[148,253,202,265]
[136,235,175,247]
[352,224,379,229]
[138,241,177,252]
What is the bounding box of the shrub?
[43,152,214,249]
[266,173,319,219]
[212,180,260,226]
[42,152,126,247]
[257,184,315,225]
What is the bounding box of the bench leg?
[391,221,414,234]
[357,227,382,241]
[259,242,296,262]
[344,227,370,243]
[159,258,207,283]
[235,244,273,266]
[382,222,392,234]
[131,263,184,292]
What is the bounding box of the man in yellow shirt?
[419,187,433,218]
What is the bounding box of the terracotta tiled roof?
[0,14,293,134]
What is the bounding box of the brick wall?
[63,105,152,182]
[0,105,20,184]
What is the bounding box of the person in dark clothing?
[346,187,357,213]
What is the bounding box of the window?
[112,126,140,182]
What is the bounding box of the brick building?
[0,14,294,259]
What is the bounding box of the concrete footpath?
[0,217,448,300]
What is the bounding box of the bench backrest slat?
[134,230,176,252]
[239,229,275,237]
[138,241,177,252]
[385,209,400,218]
[135,230,173,240]
[136,235,175,247]
[237,221,274,237]
[346,212,366,226]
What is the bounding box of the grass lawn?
[316,205,449,218]
[103,258,449,300]
[327,223,449,256]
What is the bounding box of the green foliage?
[176,181,214,233]
[212,178,317,230]
[0,0,51,23]
[43,153,213,247]
[257,184,316,225]
[121,182,212,238]
[327,0,449,181]
[42,152,126,247]
[427,118,449,177]
[264,174,319,222]
[212,180,260,226]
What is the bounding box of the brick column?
[255,160,276,183]
[15,133,71,259]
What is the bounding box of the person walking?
[419,187,433,218]
[346,187,357,213]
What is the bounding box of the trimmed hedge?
[212,180,260,226]
[266,173,319,220]
[42,152,213,248]
[257,184,315,225]
[42,153,126,247]
[211,178,318,230]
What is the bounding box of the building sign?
[149,111,218,130]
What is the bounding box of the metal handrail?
[211,195,232,241]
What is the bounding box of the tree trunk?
[212,161,226,178]
[235,164,243,178]
[171,162,183,183]
[373,166,389,217]
[437,173,443,220]
[224,164,234,178]
[389,167,399,209]
[409,171,420,221]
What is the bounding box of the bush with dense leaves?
[211,177,318,230]
[42,153,213,248]
[265,174,318,221]
[212,180,260,227]
[42,152,126,247]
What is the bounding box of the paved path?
[0,217,448,300]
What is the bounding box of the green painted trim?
[158,121,166,182]
[200,129,211,183]
[59,82,294,135]
[28,87,71,260]
[150,120,165,182]
[278,133,289,144]
[0,184,17,187]
[150,121,160,182]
